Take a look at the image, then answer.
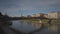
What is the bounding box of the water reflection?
[48,24,60,34]
[10,20,60,34]
[48,24,57,32]
[32,23,41,29]
[10,20,41,33]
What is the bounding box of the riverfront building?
[48,11,60,19]
[25,11,60,19]
[31,13,48,18]
[31,13,44,17]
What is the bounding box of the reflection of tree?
[32,23,41,29]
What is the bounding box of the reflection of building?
[32,23,41,29]
[48,24,60,33]
[48,12,60,19]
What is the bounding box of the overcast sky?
[0,0,60,17]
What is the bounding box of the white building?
[48,11,60,19]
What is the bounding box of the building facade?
[31,13,44,17]
[31,13,48,18]
[48,12,60,19]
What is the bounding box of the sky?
[0,0,60,17]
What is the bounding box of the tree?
[0,12,3,16]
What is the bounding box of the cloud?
[0,0,60,17]
[0,0,60,10]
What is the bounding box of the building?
[48,11,60,19]
[31,13,44,17]
[31,13,48,18]
[31,14,36,17]
[27,15,31,17]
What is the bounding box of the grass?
[20,19,40,23]
[20,19,60,27]
[51,20,60,24]
[42,19,49,23]
[20,19,60,24]
[29,19,60,26]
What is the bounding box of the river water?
[9,20,60,34]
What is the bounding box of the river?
[9,20,60,34]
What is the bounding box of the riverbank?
[5,19,60,34]
[20,19,60,23]
[10,28,26,34]
[19,19,60,27]
[0,27,4,34]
